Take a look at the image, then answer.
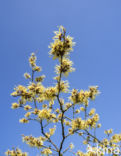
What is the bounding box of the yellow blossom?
[35,75,45,82]
[33,66,41,72]
[24,105,32,111]
[23,135,43,148]
[19,118,29,123]
[25,112,31,118]
[29,53,36,67]
[72,118,87,130]
[55,58,74,76]
[49,26,75,60]
[75,109,80,114]
[97,123,101,128]
[80,107,85,111]
[24,73,31,79]
[11,103,19,109]
[56,80,69,93]
[49,126,56,136]
[41,148,52,156]
[89,86,99,100]
[44,87,57,101]
[104,129,113,135]
[5,148,27,156]
[89,108,95,116]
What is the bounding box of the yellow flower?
[19,118,29,123]
[70,89,80,103]
[28,82,45,98]
[80,107,85,111]
[72,118,87,130]
[29,53,36,67]
[56,80,69,93]
[32,108,40,115]
[49,26,75,60]
[89,86,99,100]
[70,89,90,105]
[44,87,57,101]
[76,151,85,156]
[25,112,31,118]
[55,108,60,114]
[11,85,32,101]
[55,58,75,76]
[41,148,52,155]
[49,126,56,136]
[33,66,41,72]
[35,75,45,82]
[24,73,31,79]
[97,123,101,128]
[65,103,72,110]
[89,108,95,116]
[75,109,80,114]
[93,114,99,122]
[83,140,88,145]
[38,109,51,120]
[5,148,28,156]
[65,120,70,126]
[105,129,113,135]
[23,135,43,148]
[11,103,19,109]
[24,105,32,111]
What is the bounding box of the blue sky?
[1,0,121,155]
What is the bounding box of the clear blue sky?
[1,0,121,155]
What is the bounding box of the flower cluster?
[41,148,52,156]
[49,26,75,60]
[5,148,27,156]
[70,113,99,132]
[55,58,74,76]
[29,53,41,72]
[11,85,32,101]
[111,134,121,143]
[70,86,99,105]
[22,135,45,148]
[38,108,56,121]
